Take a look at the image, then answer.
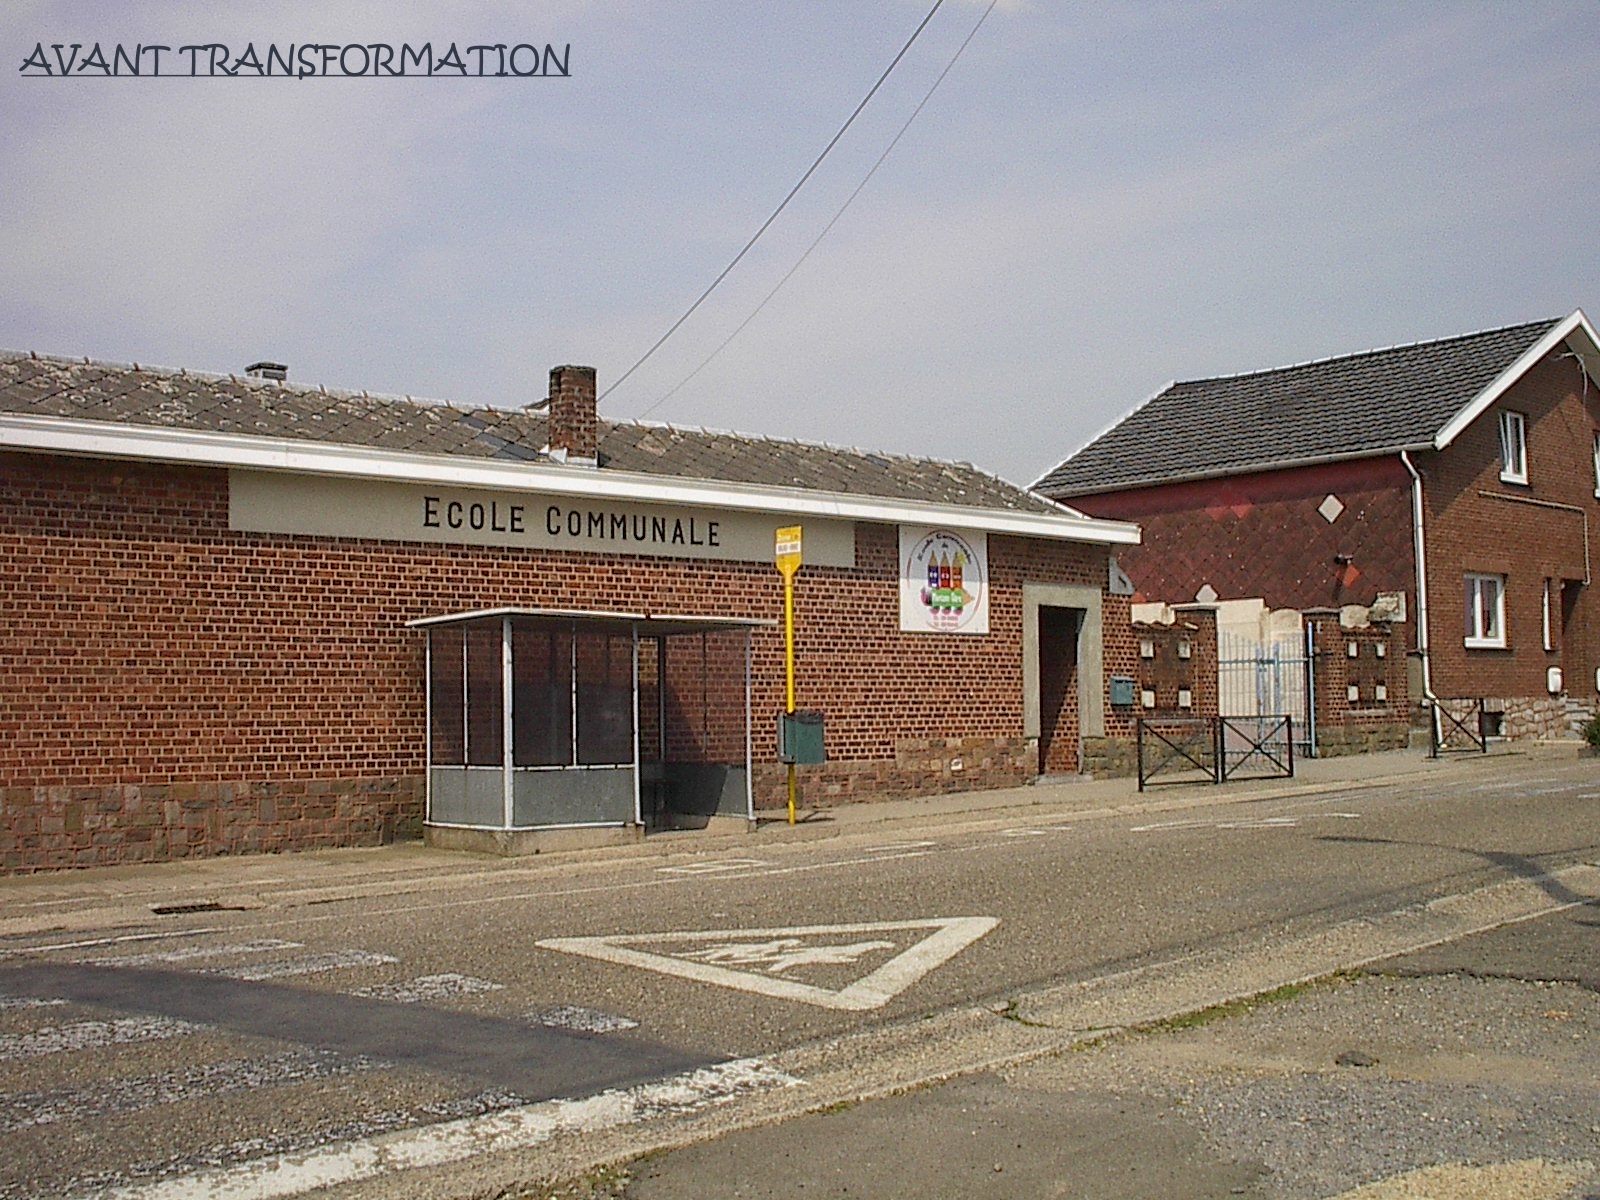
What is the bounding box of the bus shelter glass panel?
[426,620,504,826]
[511,626,573,767]
[577,630,634,765]
[509,623,635,828]
[639,628,752,825]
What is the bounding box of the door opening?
[1037,606,1083,775]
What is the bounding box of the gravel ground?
[1013,971,1600,1200]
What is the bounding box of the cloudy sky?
[5,1,1597,486]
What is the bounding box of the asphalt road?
[1,753,1596,1198]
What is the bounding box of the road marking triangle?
[537,916,998,1011]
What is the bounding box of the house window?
[1498,411,1527,484]
[1543,579,1554,652]
[1593,432,1600,497]
[1464,573,1506,648]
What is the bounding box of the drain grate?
[149,901,241,916]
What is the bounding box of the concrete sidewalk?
[0,743,1574,942]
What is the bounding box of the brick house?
[0,351,1141,872]
[1035,310,1600,742]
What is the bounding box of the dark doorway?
[1561,580,1584,689]
[1038,606,1083,775]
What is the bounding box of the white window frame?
[1592,431,1600,498]
[1543,578,1554,652]
[1464,573,1506,648]
[1498,410,1527,484]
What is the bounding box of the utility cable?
[637,0,999,420]
[598,0,946,405]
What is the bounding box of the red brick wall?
[1061,458,1416,623]
[0,452,1117,870]
[1307,617,1410,754]
[1131,608,1219,717]
[1418,351,1600,707]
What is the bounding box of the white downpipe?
[1401,451,1437,704]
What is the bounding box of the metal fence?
[1429,698,1488,757]
[1217,630,1315,758]
[1137,716,1296,791]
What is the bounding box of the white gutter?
[0,412,1141,546]
[1400,451,1436,703]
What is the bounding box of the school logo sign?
[899,526,988,634]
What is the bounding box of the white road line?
[0,1048,368,1133]
[218,951,399,981]
[7,929,231,956]
[0,1016,201,1061]
[90,1057,798,1200]
[657,859,771,875]
[352,974,502,1003]
[538,917,999,1011]
[81,940,303,968]
[533,1005,640,1034]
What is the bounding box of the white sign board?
[899,526,988,634]
[229,471,857,567]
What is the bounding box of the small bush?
[1582,715,1600,749]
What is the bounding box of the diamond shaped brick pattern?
[1076,463,1416,611]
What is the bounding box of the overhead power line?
[637,0,1000,420]
[598,0,947,406]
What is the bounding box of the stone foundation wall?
[1441,695,1575,742]
[1081,735,1138,779]
[0,777,423,874]
[755,736,1035,808]
[1314,721,1411,757]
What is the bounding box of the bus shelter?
[407,607,769,854]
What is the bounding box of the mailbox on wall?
[778,710,826,764]
[1109,676,1137,707]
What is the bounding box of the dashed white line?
[352,974,502,1003]
[533,1005,640,1034]
[0,1016,201,1061]
[82,940,304,968]
[657,859,771,876]
[218,951,399,981]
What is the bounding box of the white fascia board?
[0,413,1141,546]
[1433,309,1600,450]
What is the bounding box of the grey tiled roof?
[1035,318,1562,496]
[0,351,1060,515]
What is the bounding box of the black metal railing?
[1137,716,1295,791]
[1429,699,1488,757]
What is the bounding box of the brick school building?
[0,354,1141,872]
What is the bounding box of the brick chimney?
[546,364,598,462]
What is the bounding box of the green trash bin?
[778,710,826,764]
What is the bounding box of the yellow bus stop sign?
[775,525,802,578]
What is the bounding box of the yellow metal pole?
[784,573,797,824]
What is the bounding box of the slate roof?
[1035,318,1565,497]
[0,350,1061,516]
